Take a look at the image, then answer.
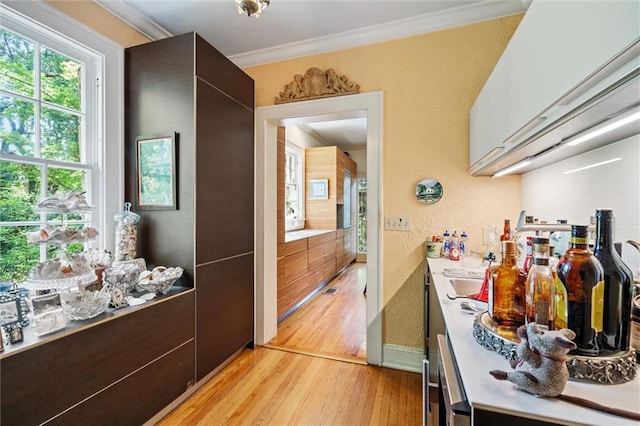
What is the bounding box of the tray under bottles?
[472,311,637,384]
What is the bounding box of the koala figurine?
[490,322,576,397]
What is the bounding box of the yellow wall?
[44,2,523,348]
[45,0,150,47]
[245,16,523,348]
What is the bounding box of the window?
[0,7,109,281]
[357,177,367,253]
[284,143,304,231]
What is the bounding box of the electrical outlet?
[385,216,411,231]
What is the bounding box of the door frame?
[255,92,383,365]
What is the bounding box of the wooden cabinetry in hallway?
[276,141,358,320]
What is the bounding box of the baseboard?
[382,344,425,373]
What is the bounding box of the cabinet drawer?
[324,258,337,280]
[308,244,325,270]
[308,231,335,248]
[278,239,307,257]
[323,240,336,263]
[278,250,308,287]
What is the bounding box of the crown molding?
[230,0,529,67]
[93,0,172,40]
[92,0,528,68]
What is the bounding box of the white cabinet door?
[470,0,640,169]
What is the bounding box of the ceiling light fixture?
[564,108,640,147]
[235,0,270,18]
[492,157,533,178]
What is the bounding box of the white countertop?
[428,257,640,425]
[284,229,335,243]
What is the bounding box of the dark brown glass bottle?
[593,209,634,353]
[489,240,526,327]
[500,219,511,241]
[557,225,605,356]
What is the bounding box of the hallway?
[267,262,367,364]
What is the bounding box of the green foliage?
[1,28,84,281]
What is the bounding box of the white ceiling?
[95,0,528,148]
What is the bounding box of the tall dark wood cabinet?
[125,33,255,382]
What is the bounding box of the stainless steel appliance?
[437,334,471,425]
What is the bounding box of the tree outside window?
[0,27,93,281]
[285,144,304,231]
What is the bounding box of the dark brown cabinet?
[0,290,195,426]
[125,32,255,383]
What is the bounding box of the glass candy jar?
[114,202,140,261]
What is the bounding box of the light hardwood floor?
[267,262,367,363]
[158,346,422,425]
[159,261,425,425]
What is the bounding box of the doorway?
[255,92,383,365]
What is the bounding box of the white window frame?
[284,142,304,231]
[1,1,124,254]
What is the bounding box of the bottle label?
[535,300,550,326]
[570,236,588,245]
[450,247,460,261]
[554,276,568,329]
[591,280,604,332]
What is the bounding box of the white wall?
[285,125,326,148]
[521,135,640,274]
[344,148,367,175]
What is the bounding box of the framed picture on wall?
[136,132,178,210]
[309,179,329,200]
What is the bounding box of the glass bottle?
[459,231,468,258]
[557,225,604,356]
[525,237,554,330]
[549,246,568,330]
[114,202,140,262]
[522,236,533,273]
[500,219,511,241]
[593,209,634,353]
[442,230,451,257]
[449,231,460,261]
[489,240,526,327]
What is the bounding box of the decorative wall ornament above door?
[275,67,360,104]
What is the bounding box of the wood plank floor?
[158,346,423,425]
[267,262,367,363]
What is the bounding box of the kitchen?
[0,0,638,424]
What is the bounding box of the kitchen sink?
[449,278,483,297]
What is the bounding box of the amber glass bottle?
[489,240,526,327]
[500,219,512,241]
[525,237,555,330]
[557,225,605,356]
[593,209,634,353]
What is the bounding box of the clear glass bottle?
[525,237,554,330]
[549,246,568,330]
[500,219,511,241]
[442,230,451,257]
[459,231,468,258]
[489,240,526,327]
[593,209,634,353]
[114,202,140,262]
[449,231,460,261]
[557,225,604,356]
[522,236,533,273]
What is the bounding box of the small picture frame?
[309,179,329,200]
[137,132,178,210]
[0,299,20,326]
[31,293,66,336]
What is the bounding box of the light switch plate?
[385,216,411,231]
